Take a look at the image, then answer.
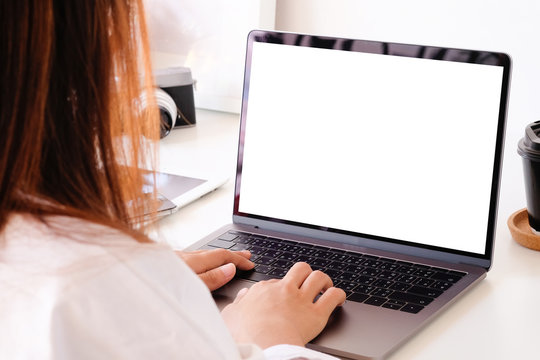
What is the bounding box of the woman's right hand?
[221,262,347,349]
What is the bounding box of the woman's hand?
[177,248,255,291]
[221,262,347,349]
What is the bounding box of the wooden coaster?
[508,208,540,251]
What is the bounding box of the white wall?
[275,0,540,221]
[145,0,275,113]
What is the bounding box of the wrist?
[234,329,305,349]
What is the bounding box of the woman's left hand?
[176,249,255,291]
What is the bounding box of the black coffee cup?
[518,121,540,233]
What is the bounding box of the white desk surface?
[157,108,540,360]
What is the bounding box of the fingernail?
[220,263,236,279]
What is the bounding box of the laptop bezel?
[233,30,511,270]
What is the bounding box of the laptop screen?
[235,31,510,259]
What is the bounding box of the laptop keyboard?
[204,230,467,314]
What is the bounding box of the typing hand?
[177,249,254,291]
[221,262,346,349]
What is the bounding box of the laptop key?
[396,274,419,284]
[255,256,276,266]
[344,255,364,266]
[347,292,370,303]
[448,270,467,277]
[273,259,294,270]
[229,243,251,251]
[265,241,285,250]
[379,262,400,271]
[431,271,464,283]
[262,249,282,258]
[280,239,298,246]
[277,252,298,262]
[254,265,273,274]
[235,236,254,244]
[336,281,358,292]
[389,291,434,306]
[312,250,332,258]
[413,269,436,278]
[328,253,350,262]
[248,246,266,255]
[338,272,361,282]
[396,260,414,267]
[400,303,424,314]
[344,264,364,273]
[379,271,400,280]
[297,247,317,256]
[218,233,238,241]
[396,265,416,275]
[372,279,394,289]
[355,275,376,285]
[354,284,375,295]
[268,268,288,278]
[371,287,393,298]
[209,239,235,249]
[383,299,406,310]
[431,281,453,291]
[327,261,349,271]
[360,267,382,277]
[364,296,387,306]
[414,278,435,288]
[408,285,443,298]
[382,302,404,310]
[296,255,316,264]
[281,244,301,252]
[311,258,331,267]
[362,259,383,268]
[323,269,343,280]
[389,282,412,292]
[249,238,267,247]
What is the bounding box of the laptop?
[187,30,511,359]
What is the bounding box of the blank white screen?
[238,42,503,254]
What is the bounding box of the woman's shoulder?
[0,214,243,359]
[0,213,176,279]
[3,212,149,245]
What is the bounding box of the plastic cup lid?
[518,121,540,160]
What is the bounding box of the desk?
[157,108,540,360]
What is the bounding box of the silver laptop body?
[188,30,511,359]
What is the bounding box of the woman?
[0,1,346,359]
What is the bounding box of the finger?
[175,249,204,255]
[236,249,252,259]
[198,262,237,291]
[299,270,334,300]
[233,287,249,304]
[182,249,254,273]
[314,287,347,315]
[282,262,313,288]
[180,249,252,263]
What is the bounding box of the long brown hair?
[0,0,160,239]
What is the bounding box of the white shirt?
[0,214,338,360]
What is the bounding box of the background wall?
[146,0,275,112]
[274,0,540,224]
[146,0,540,225]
